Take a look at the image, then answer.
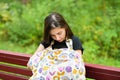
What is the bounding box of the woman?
[35,12,83,55]
[27,12,85,80]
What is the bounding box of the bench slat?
[0,50,31,57]
[0,64,32,76]
[0,50,31,60]
[0,72,28,80]
[0,50,31,66]
[86,70,120,80]
[85,63,120,80]
[86,63,120,76]
[0,55,28,66]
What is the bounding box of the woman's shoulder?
[71,36,80,41]
[71,36,83,51]
[41,41,50,48]
[71,36,82,45]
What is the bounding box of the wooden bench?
[0,50,120,80]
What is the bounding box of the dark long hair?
[43,12,73,44]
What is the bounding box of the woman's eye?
[58,32,62,35]
[51,35,55,37]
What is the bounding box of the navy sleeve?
[72,36,84,53]
[41,41,50,48]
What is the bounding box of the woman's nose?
[56,36,61,41]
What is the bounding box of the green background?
[0,0,120,67]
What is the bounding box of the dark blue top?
[41,36,83,52]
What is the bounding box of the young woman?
[27,12,85,80]
[34,12,83,56]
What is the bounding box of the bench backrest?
[0,50,120,80]
[0,50,32,80]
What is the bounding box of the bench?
[0,50,120,80]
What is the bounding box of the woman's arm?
[27,44,44,69]
[72,36,84,55]
[76,50,82,55]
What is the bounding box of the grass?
[0,40,37,54]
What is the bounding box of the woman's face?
[50,27,66,42]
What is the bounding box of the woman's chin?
[57,40,63,42]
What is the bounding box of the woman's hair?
[43,12,73,44]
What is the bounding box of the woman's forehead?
[50,27,65,34]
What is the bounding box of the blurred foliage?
[0,0,120,66]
